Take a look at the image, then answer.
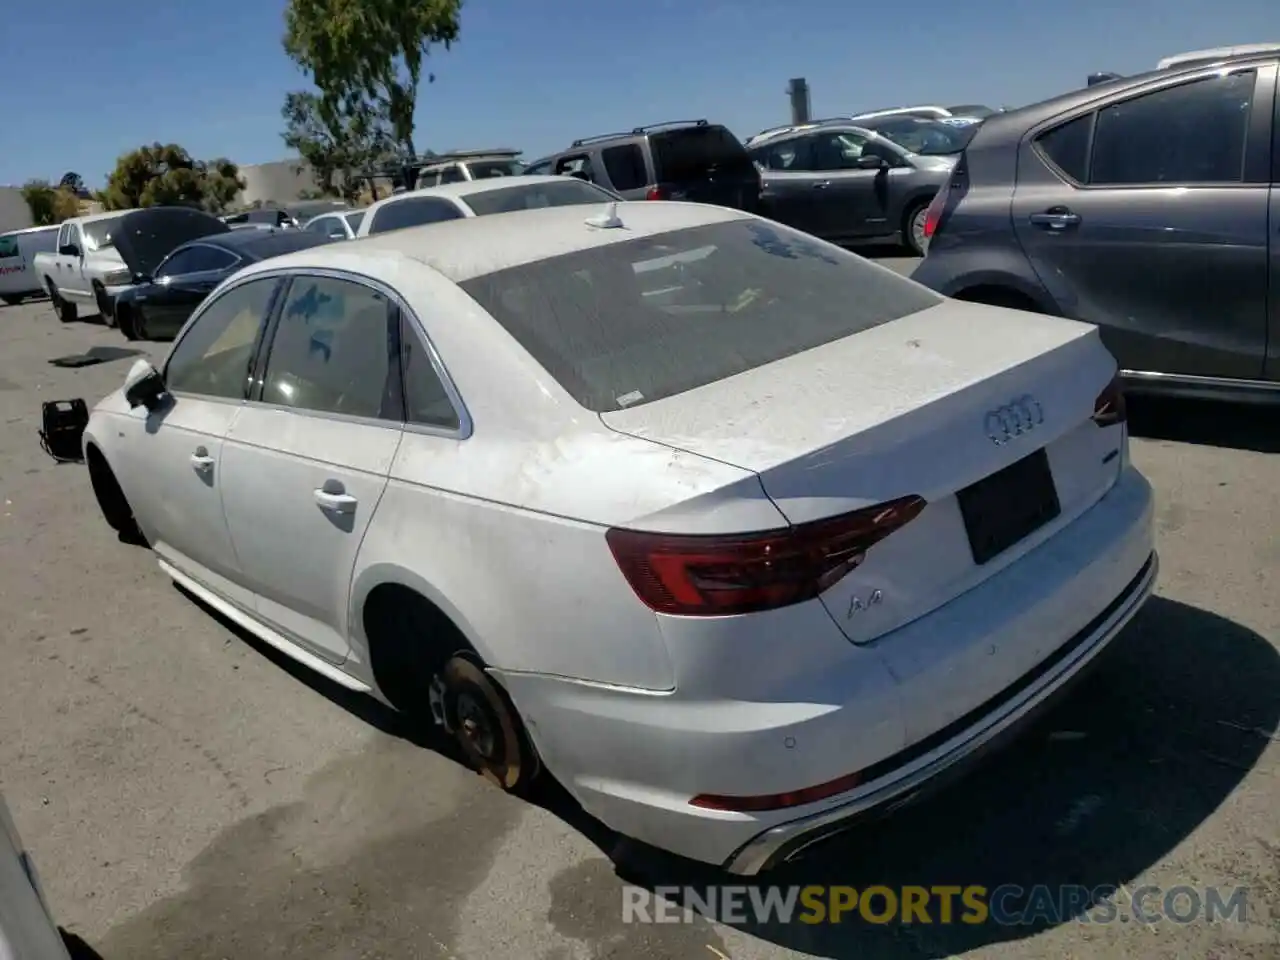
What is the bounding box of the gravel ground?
[0,274,1275,959]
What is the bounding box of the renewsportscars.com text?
[622,884,1249,926]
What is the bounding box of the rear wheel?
[0,294,20,306]
[48,283,76,323]
[366,590,541,792]
[93,282,116,328]
[903,200,930,256]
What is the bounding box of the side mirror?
[854,155,887,170]
[123,358,167,412]
[59,243,80,257]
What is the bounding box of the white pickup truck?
[33,211,139,326]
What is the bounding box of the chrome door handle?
[314,489,358,514]
[1028,210,1081,229]
[190,453,215,470]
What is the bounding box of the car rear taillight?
[923,153,967,244]
[1092,374,1127,427]
[645,186,668,201]
[606,495,927,617]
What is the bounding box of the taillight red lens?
[1092,374,1127,427]
[606,495,927,617]
[645,186,667,201]
[923,187,947,240]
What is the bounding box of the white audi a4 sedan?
[81,199,1156,874]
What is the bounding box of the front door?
[123,276,283,610]
[219,274,404,664]
[1011,64,1274,380]
[801,130,885,240]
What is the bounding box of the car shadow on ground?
[174,587,1278,959]
[1127,395,1279,454]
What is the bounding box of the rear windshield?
[463,179,617,217]
[466,159,524,179]
[460,219,940,412]
[650,126,755,182]
[862,117,979,155]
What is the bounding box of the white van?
[0,225,59,306]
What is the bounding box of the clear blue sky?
[2,0,1275,187]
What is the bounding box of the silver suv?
[912,53,1280,402]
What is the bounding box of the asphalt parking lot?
[0,254,1276,960]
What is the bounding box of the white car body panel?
[81,201,1157,871]
[0,225,60,299]
[0,794,71,960]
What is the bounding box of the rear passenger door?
[1012,62,1276,380]
[219,273,405,663]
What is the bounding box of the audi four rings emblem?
[984,395,1045,445]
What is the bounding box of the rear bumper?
[500,464,1156,871]
[724,549,1156,874]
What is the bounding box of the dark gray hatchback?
[912,53,1280,402]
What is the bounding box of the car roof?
[364,175,576,215]
[0,224,61,237]
[239,200,747,283]
[196,230,333,259]
[986,52,1279,135]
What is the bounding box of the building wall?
[0,187,33,234]
[235,159,323,207]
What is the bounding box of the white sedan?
[353,174,619,236]
[81,200,1156,873]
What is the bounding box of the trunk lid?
[649,125,762,212]
[111,207,231,279]
[601,299,1124,643]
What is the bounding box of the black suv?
[525,120,761,212]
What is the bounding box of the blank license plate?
[957,448,1061,565]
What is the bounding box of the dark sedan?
[113,230,335,341]
[747,120,957,255]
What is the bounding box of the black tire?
[902,200,930,256]
[47,282,76,323]
[0,294,20,306]
[93,282,116,328]
[86,448,144,544]
[116,303,140,341]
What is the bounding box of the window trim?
[1026,61,1276,190]
[161,274,287,405]
[242,266,473,439]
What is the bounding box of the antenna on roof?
[585,202,624,229]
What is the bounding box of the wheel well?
[362,584,478,694]
[952,284,1044,313]
[91,279,104,291]
[85,444,130,522]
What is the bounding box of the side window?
[554,154,596,181]
[400,315,461,431]
[601,145,648,190]
[1035,114,1093,182]
[165,278,278,399]
[304,217,332,235]
[367,197,466,235]
[524,159,553,176]
[56,224,70,249]
[860,139,902,166]
[259,276,399,420]
[808,132,869,171]
[438,165,466,184]
[1090,71,1256,186]
[0,235,18,259]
